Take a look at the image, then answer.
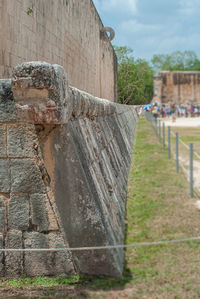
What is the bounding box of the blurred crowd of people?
[144,102,200,122]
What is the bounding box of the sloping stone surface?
[0,62,138,277]
[52,102,137,276]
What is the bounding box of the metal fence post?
[155,119,158,137]
[156,119,159,137]
[159,120,161,142]
[168,126,171,159]
[190,143,193,198]
[163,122,165,150]
[176,133,179,173]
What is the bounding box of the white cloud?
[93,0,200,60]
[93,0,138,16]
[178,0,200,16]
[157,33,200,53]
[120,20,159,34]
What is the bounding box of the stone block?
[0,125,6,157]
[0,196,6,233]
[5,230,23,277]
[46,191,59,231]
[0,208,5,234]
[10,159,46,193]
[30,194,49,232]
[7,124,37,158]
[0,159,10,192]
[70,87,82,117]
[0,234,4,275]
[153,71,200,105]
[0,79,17,123]
[12,62,71,124]
[8,194,29,230]
[48,232,75,276]
[23,231,75,276]
[23,231,51,276]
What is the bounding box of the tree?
[151,50,200,72]
[114,46,154,105]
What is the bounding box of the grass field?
[0,118,200,298]
[160,121,200,194]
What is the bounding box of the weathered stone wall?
[0,79,75,277]
[0,0,117,101]
[0,62,138,277]
[153,71,200,104]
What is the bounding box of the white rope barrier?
[148,118,200,196]
[1,236,200,252]
[171,129,200,160]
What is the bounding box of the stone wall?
[0,62,138,277]
[0,0,117,101]
[153,71,200,104]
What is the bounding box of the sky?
[93,0,200,62]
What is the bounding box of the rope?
[1,236,200,252]
[147,118,200,195]
[171,128,200,160]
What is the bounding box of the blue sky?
[93,0,200,62]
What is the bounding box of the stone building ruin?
[153,71,200,105]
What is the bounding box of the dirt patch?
[0,286,90,299]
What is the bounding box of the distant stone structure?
[0,62,138,277]
[0,0,117,101]
[153,71,200,105]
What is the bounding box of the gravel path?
[160,117,200,127]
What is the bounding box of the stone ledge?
[12,62,70,124]
[10,62,136,125]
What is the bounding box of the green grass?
[0,276,81,288]
[167,126,200,156]
[124,118,200,297]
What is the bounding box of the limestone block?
[30,194,50,232]
[0,125,6,157]
[98,116,113,144]
[69,86,116,119]
[106,141,121,176]
[0,159,10,192]
[48,232,75,276]
[70,87,82,117]
[0,208,5,234]
[8,194,29,230]
[23,231,52,276]
[7,124,37,158]
[24,231,75,276]
[0,234,4,275]
[5,230,23,277]
[10,159,46,193]
[0,196,6,233]
[12,62,71,124]
[79,91,90,116]
[0,79,17,122]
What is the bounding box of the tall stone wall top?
[0,0,117,101]
[0,62,138,277]
[153,71,200,105]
